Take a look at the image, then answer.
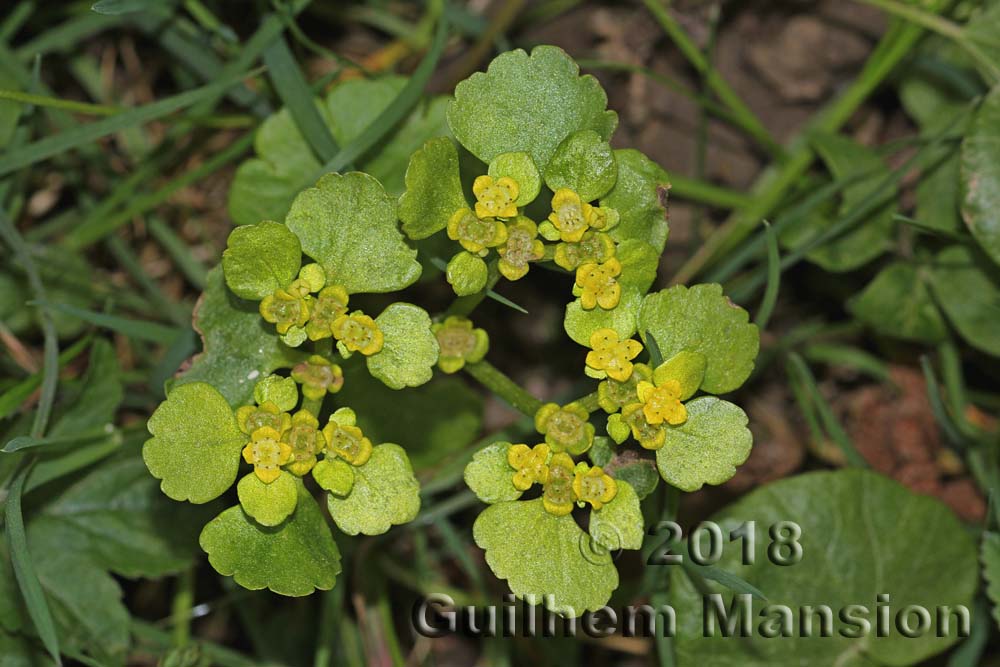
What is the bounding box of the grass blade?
[0,336,91,421]
[5,461,62,665]
[681,558,768,601]
[36,302,181,343]
[0,67,258,177]
[753,220,780,329]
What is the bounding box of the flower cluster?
[507,443,617,516]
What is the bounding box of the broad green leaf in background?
[336,369,482,469]
[930,245,1000,356]
[366,303,439,389]
[780,132,896,272]
[473,498,619,616]
[982,531,1000,630]
[326,444,420,536]
[672,469,978,666]
[544,130,617,202]
[464,442,522,504]
[175,268,306,406]
[144,381,245,504]
[222,221,302,300]
[285,172,420,294]
[228,77,450,225]
[398,137,468,240]
[48,338,122,439]
[961,84,1000,267]
[588,480,643,551]
[639,284,759,394]
[447,45,617,172]
[201,485,341,596]
[564,239,659,345]
[848,262,947,343]
[655,397,752,491]
[601,149,670,252]
[0,246,94,338]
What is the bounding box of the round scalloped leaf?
[253,375,298,412]
[961,84,1000,267]
[144,382,245,504]
[589,480,643,551]
[367,303,440,389]
[236,473,297,527]
[326,444,421,536]
[672,469,977,666]
[600,149,670,252]
[655,397,751,491]
[564,239,659,345]
[222,221,302,300]
[465,442,522,504]
[447,45,618,172]
[446,251,488,296]
[312,458,354,496]
[639,284,759,394]
[489,152,541,206]
[285,172,420,294]
[929,245,1000,356]
[473,498,619,616]
[544,130,617,202]
[653,351,707,400]
[200,484,341,596]
[174,267,307,407]
[848,262,948,344]
[399,137,468,240]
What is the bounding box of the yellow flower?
[553,231,616,271]
[585,328,643,382]
[473,175,519,219]
[284,411,326,476]
[447,208,508,255]
[542,452,577,516]
[497,216,544,281]
[259,287,310,334]
[597,363,652,413]
[432,316,489,374]
[636,379,687,426]
[332,311,384,356]
[621,403,666,450]
[507,443,551,491]
[236,401,291,436]
[322,414,373,467]
[575,258,621,310]
[548,188,595,242]
[573,463,617,510]
[242,426,292,483]
[535,402,595,455]
[291,355,344,401]
[305,285,350,341]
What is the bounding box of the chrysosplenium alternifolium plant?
[144,45,759,609]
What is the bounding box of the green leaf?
[237,473,298,528]
[564,239,659,345]
[780,132,896,272]
[446,251,488,296]
[144,382,245,504]
[608,459,659,500]
[653,350,707,400]
[982,531,1000,630]
[544,130,617,202]
[464,442,522,504]
[0,64,22,150]
[589,480,643,551]
[639,284,759,394]
[656,397,752,491]
[222,221,302,300]
[961,84,1000,267]
[336,369,482,469]
[489,152,541,206]
[326,444,420,536]
[848,262,947,343]
[253,375,298,412]
[175,267,306,407]
[35,455,207,578]
[312,458,354,496]
[447,45,617,172]
[473,498,619,616]
[930,245,1000,356]
[49,338,122,438]
[398,137,467,240]
[285,172,420,294]
[200,484,341,596]
[600,149,670,252]
[366,303,439,389]
[672,469,978,666]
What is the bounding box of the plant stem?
[670,17,932,285]
[464,360,543,417]
[639,0,782,157]
[171,567,194,647]
[577,391,601,414]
